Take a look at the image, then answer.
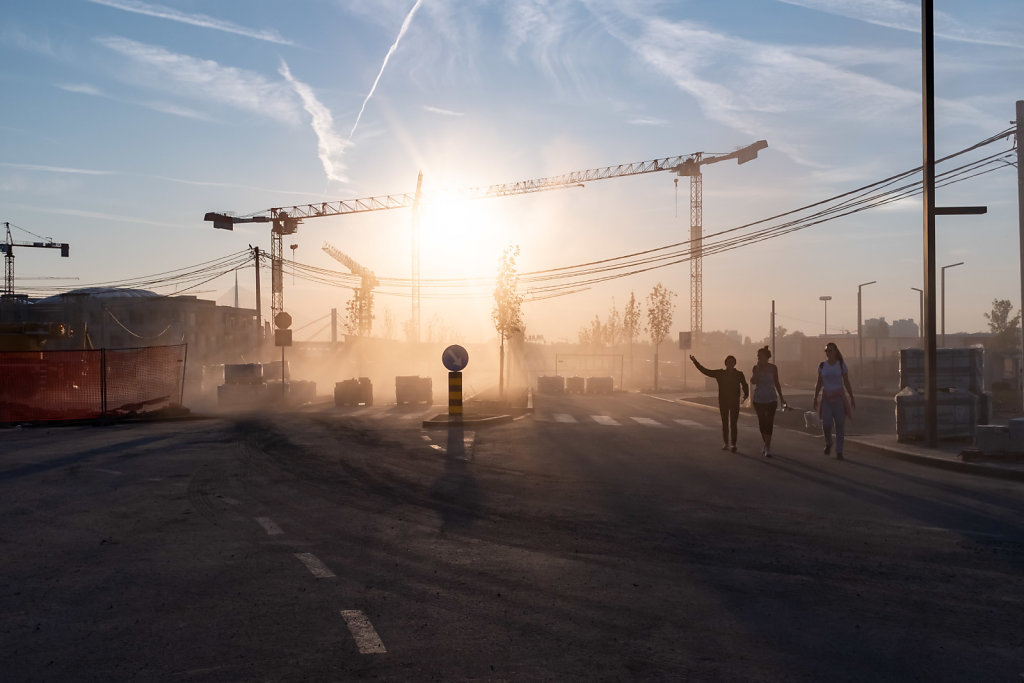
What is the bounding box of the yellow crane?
[321,242,378,337]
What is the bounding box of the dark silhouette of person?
[690,354,749,452]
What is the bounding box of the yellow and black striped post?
[448,371,463,426]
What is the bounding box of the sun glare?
[418,196,507,278]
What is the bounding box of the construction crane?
[205,140,767,342]
[2,222,70,297]
[322,242,378,337]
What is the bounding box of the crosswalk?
[542,413,712,429]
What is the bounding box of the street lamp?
[858,281,877,383]
[941,261,964,347]
[911,287,923,339]
[819,295,832,336]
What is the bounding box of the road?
[2,392,1023,681]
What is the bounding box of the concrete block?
[973,424,1011,454]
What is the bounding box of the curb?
[672,396,1024,482]
[421,414,514,429]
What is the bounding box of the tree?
[606,302,622,346]
[492,244,524,398]
[623,291,641,373]
[645,283,675,391]
[985,298,1021,351]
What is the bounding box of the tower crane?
[2,222,71,297]
[322,242,378,337]
[205,139,766,343]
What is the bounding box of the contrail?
[349,0,424,140]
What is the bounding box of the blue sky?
[2,0,1022,345]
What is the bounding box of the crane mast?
[207,140,766,342]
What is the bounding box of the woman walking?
[690,354,749,452]
[813,342,856,460]
[750,346,787,457]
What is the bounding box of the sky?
[2,0,1022,346]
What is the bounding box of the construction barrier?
[0,344,186,423]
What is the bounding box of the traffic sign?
[275,311,292,329]
[442,344,469,372]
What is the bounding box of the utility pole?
[920,0,987,447]
[1016,99,1024,413]
[253,246,262,344]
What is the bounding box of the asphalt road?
[2,393,1023,681]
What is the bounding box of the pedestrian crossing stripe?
[591,415,620,426]
[674,418,711,430]
[631,417,668,427]
[553,413,577,423]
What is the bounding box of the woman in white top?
[813,342,856,460]
[750,346,787,458]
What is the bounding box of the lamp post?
[911,287,923,339]
[819,295,832,336]
[858,281,877,384]
[941,261,964,347]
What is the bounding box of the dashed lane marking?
[674,418,712,430]
[553,413,578,423]
[255,516,283,535]
[591,415,620,426]
[294,552,335,578]
[631,417,667,427]
[340,610,387,654]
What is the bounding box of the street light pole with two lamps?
[911,287,923,339]
[858,280,877,384]
[941,261,964,347]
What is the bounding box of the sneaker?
[823,443,832,455]
[730,445,737,453]
[836,452,844,460]
[721,443,730,451]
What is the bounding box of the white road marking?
[294,552,335,578]
[340,610,387,654]
[674,419,711,430]
[553,413,577,423]
[93,468,122,475]
[631,417,667,427]
[255,516,283,535]
[591,415,620,426]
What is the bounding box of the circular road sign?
[442,344,469,372]
[274,311,292,329]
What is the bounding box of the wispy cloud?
[58,82,211,120]
[422,105,464,117]
[0,162,115,175]
[775,0,1024,49]
[350,0,424,140]
[88,0,294,45]
[279,61,350,184]
[96,37,298,123]
[627,117,669,127]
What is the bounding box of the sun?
[417,195,508,279]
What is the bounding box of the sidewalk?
[671,391,1024,483]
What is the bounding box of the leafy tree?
[606,302,622,346]
[645,283,675,391]
[492,245,524,398]
[985,298,1021,350]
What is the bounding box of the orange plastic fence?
[0,345,186,423]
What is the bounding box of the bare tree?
[623,291,641,374]
[645,283,675,391]
[492,244,524,398]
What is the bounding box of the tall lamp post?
[941,261,964,347]
[819,295,832,336]
[857,281,877,383]
[911,287,923,339]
